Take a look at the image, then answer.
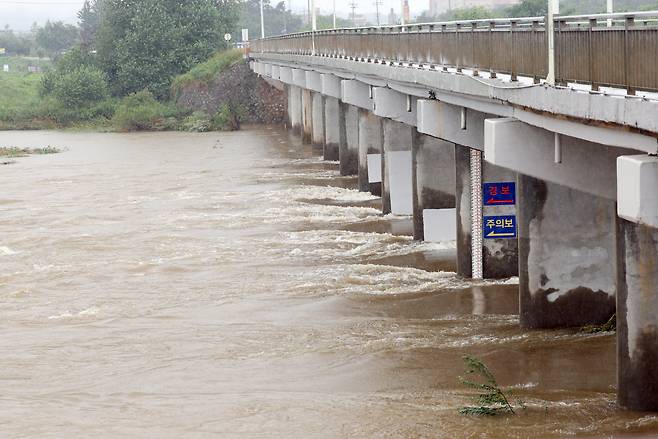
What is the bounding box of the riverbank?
[0,50,285,132]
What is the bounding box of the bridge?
[248,11,658,411]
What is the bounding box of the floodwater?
[0,127,656,439]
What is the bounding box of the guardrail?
[251,11,658,94]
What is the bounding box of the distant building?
[402,0,411,24]
[388,8,398,25]
[429,0,521,16]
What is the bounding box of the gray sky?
[0,0,429,31]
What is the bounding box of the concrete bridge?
[248,11,658,411]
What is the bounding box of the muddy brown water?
[0,127,656,438]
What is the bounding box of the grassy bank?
[0,50,249,132]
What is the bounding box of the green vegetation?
[458,356,521,416]
[171,49,243,97]
[0,0,248,132]
[112,90,180,131]
[96,0,233,99]
[0,146,61,157]
[582,314,617,334]
[416,0,658,22]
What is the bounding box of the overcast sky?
[0,0,429,31]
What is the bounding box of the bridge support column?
[412,134,456,242]
[617,155,658,411]
[288,85,302,135]
[455,145,518,279]
[517,175,616,328]
[382,119,414,216]
[311,92,325,148]
[301,89,313,143]
[339,104,359,176]
[617,220,658,411]
[323,97,341,161]
[358,110,383,195]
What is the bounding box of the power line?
[374,0,383,26]
[349,0,357,26]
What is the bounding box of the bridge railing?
[251,11,658,94]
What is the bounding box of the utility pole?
[333,0,336,28]
[546,0,559,85]
[260,0,265,39]
[349,0,358,26]
[607,0,614,27]
[311,0,316,54]
[374,0,383,26]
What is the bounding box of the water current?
[1,127,657,438]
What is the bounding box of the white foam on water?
[0,246,18,255]
[290,264,521,298]
[259,230,456,262]
[48,307,100,320]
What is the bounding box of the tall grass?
[171,49,243,98]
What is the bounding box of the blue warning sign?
[484,215,517,239]
[483,182,516,206]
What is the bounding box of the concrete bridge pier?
[340,104,360,176]
[358,110,383,195]
[311,92,325,149]
[617,155,658,411]
[412,134,456,242]
[301,89,313,143]
[517,175,616,328]
[287,85,302,135]
[455,145,519,279]
[323,97,341,161]
[484,118,638,327]
[382,119,414,216]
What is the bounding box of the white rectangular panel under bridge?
[387,150,413,216]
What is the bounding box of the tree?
[36,21,79,57]
[78,0,102,50]
[506,0,547,17]
[95,0,232,98]
[0,27,34,56]
[236,0,303,39]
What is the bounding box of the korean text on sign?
[483,215,517,239]
[483,182,516,206]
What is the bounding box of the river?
[0,127,656,438]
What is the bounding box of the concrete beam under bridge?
[341,80,373,111]
[291,69,306,89]
[279,66,293,85]
[373,88,417,127]
[417,100,491,151]
[321,74,342,99]
[305,71,322,94]
[484,118,637,200]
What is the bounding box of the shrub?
[211,103,245,131]
[112,89,180,131]
[181,111,212,132]
[50,66,110,108]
